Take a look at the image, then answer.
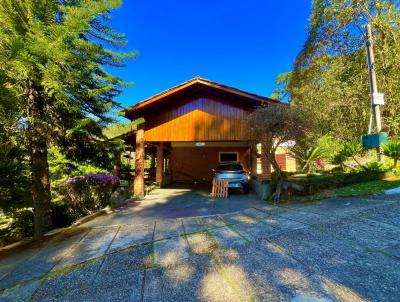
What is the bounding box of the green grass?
[0,218,11,226]
[335,178,400,197]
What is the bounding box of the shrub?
[0,142,32,215]
[59,174,119,220]
[10,209,34,238]
[290,146,329,173]
[288,168,386,195]
[382,141,400,168]
[51,203,74,228]
[109,187,132,208]
[361,161,387,174]
[330,140,365,169]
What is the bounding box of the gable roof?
[124,76,282,120]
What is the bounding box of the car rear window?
[217,163,243,171]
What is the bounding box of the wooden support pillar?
[134,125,145,197]
[156,142,164,187]
[250,142,258,177]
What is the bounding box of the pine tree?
[0,0,133,237]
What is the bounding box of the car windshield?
[216,163,243,171]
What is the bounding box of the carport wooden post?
[134,124,145,197]
[156,142,164,187]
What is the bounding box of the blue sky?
[108,1,311,120]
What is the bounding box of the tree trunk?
[264,148,284,203]
[26,81,52,238]
[113,151,122,178]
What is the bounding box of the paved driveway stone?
[0,231,86,290]
[154,237,190,268]
[186,232,219,254]
[1,192,400,301]
[154,219,183,240]
[212,245,328,302]
[53,227,118,269]
[143,255,242,302]
[196,216,226,229]
[229,220,280,241]
[261,215,308,233]
[268,227,366,273]
[210,227,247,248]
[320,217,400,251]
[182,217,204,234]
[360,202,400,227]
[109,223,154,252]
[31,260,102,302]
[219,212,258,225]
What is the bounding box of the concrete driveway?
[1,191,400,301]
[82,184,264,228]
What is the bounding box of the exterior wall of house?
[143,93,253,142]
[169,146,251,182]
[276,146,297,172]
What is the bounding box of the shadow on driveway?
[83,183,265,228]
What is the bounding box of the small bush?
[10,209,34,238]
[51,203,74,228]
[288,168,386,195]
[59,174,119,220]
[382,141,400,168]
[361,161,387,174]
[110,187,132,208]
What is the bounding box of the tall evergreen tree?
[0,0,133,237]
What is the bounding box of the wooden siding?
[143,94,253,142]
[275,154,287,171]
[170,146,251,182]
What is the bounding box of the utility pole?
[366,24,383,161]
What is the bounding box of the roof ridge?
[124,77,283,119]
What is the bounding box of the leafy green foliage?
[361,161,387,173]
[330,141,364,168]
[103,118,145,139]
[340,141,363,158]
[289,169,386,195]
[10,210,34,238]
[247,105,311,202]
[335,178,400,197]
[291,146,329,173]
[0,0,133,236]
[382,141,400,168]
[0,142,31,215]
[58,174,119,220]
[277,1,400,141]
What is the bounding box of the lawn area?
[335,177,400,197]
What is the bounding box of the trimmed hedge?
[287,169,386,195]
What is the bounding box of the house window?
[219,152,239,162]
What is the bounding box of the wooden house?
[124,77,288,196]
